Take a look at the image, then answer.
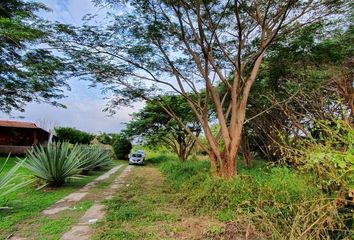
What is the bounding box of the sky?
[0,0,142,134]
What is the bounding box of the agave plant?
[79,146,113,174]
[0,156,30,203]
[23,142,84,187]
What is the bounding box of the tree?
[242,22,354,162]
[55,0,348,179]
[124,95,201,161]
[0,0,70,113]
[97,132,120,145]
[112,136,132,160]
[54,127,94,144]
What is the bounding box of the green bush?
[23,142,84,187]
[279,120,353,194]
[55,127,94,144]
[112,138,132,160]
[302,124,354,193]
[79,146,113,174]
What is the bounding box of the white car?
[129,153,144,165]
[135,150,145,160]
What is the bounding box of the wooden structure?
[0,120,51,155]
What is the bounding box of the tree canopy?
[54,127,94,144]
[54,0,349,179]
[124,95,201,161]
[0,0,70,113]
[112,136,132,160]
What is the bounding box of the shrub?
[279,120,353,194]
[112,138,132,160]
[55,127,94,144]
[23,142,84,187]
[79,146,113,174]
[0,156,30,202]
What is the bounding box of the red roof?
[0,120,38,129]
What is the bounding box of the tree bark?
[209,152,219,176]
[241,130,252,167]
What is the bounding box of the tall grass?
[159,157,352,239]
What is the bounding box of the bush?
[279,120,353,194]
[23,142,84,187]
[112,138,132,160]
[55,127,94,144]
[79,145,113,174]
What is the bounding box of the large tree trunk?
[213,131,242,180]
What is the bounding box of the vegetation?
[0,156,29,203]
[0,0,352,239]
[0,0,69,113]
[55,127,94,144]
[158,155,353,239]
[53,0,349,179]
[79,145,113,174]
[23,142,84,187]
[295,120,354,194]
[0,156,120,239]
[124,95,201,161]
[93,167,185,240]
[242,23,354,164]
[112,137,132,160]
[96,133,120,146]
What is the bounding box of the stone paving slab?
[42,206,70,215]
[60,226,92,240]
[43,192,88,216]
[94,165,123,181]
[42,165,123,216]
[9,237,27,240]
[60,165,133,240]
[57,192,88,203]
[10,165,129,240]
[78,203,105,225]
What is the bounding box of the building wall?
[0,127,49,146]
[0,145,31,155]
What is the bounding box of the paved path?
[10,164,131,240]
[43,165,123,216]
[60,165,133,240]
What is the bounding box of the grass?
[15,200,94,240]
[93,167,181,240]
[157,153,353,239]
[0,156,121,239]
[93,165,227,240]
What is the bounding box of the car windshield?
[132,154,142,157]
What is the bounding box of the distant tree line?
[54,127,132,160]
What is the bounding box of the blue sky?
[0,0,142,133]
